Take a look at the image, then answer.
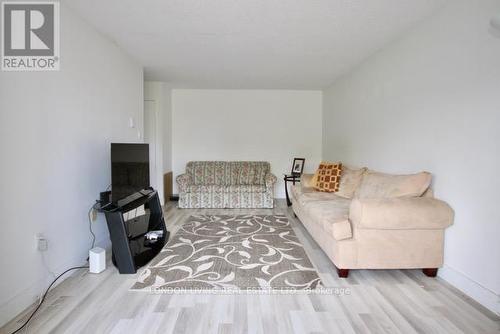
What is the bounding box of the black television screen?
[111,143,150,203]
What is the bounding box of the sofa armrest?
[176,174,192,192]
[349,197,454,230]
[332,219,353,241]
[265,173,277,190]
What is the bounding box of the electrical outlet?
[91,208,97,222]
[35,233,48,252]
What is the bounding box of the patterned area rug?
[131,214,322,291]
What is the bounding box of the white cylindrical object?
[89,247,106,274]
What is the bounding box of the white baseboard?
[439,264,499,316]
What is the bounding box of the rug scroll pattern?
[131,215,322,291]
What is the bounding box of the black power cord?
[11,190,110,333]
[10,266,89,334]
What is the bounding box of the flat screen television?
[111,143,150,203]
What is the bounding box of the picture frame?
[291,158,305,175]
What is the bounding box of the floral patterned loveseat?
[176,161,277,208]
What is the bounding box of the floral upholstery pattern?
[177,161,276,208]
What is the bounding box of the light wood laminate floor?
[2,201,499,334]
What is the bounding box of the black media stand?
[97,189,169,274]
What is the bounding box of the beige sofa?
[291,166,454,278]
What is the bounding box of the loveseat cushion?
[254,165,268,185]
[237,165,256,185]
[355,170,432,199]
[349,197,454,230]
[187,161,229,185]
[230,162,269,185]
[186,161,270,185]
[187,185,267,193]
[227,185,267,193]
[187,185,227,193]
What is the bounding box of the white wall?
[0,4,143,326]
[322,0,500,314]
[144,81,173,203]
[172,90,322,197]
[162,86,173,175]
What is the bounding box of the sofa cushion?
[189,162,210,185]
[186,161,270,186]
[300,174,315,188]
[303,198,350,222]
[336,166,367,199]
[303,199,352,240]
[187,185,227,193]
[311,170,319,188]
[295,189,346,206]
[314,162,343,192]
[254,165,268,185]
[187,161,229,185]
[237,165,256,185]
[355,170,432,199]
[230,161,269,185]
[291,184,316,203]
[187,185,267,193]
[227,185,267,193]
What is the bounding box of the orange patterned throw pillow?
[314,162,343,192]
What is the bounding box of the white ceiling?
[65,0,446,89]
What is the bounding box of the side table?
[284,174,301,207]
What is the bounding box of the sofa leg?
[422,268,438,277]
[337,268,349,278]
